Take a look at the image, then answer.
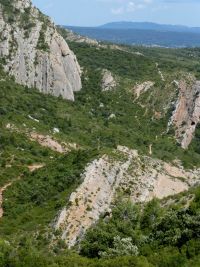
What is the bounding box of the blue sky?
[31,0,200,27]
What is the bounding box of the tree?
[99,236,139,259]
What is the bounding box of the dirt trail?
[30,133,77,153]
[0,164,44,219]
[0,182,13,218]
[28,163,45,172]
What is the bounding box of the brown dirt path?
[28,163,45,172]
[0,164,44,219]
[0,182,13,218]
[30,133,77,153]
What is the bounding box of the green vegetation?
[1,149,98,236]
[0,0,19,23]
[81,188,200,263]
[0,15,200,265]
[36,14,51,51]
[0,187,200,266]
[36,25,50,52]
[1,53,200,168]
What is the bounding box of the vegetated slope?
[0,32,200,266]
[0,0,81,100]
[65,26,200,48]
[81,187,200,263]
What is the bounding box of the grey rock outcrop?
[0,0,82,100]
[55,145,200,247]
[101,69,116,91]
[133,81,154,99]
[63,28,99,46]
[169,77,200,149]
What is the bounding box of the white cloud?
[111,7,124,14]
[110,0,153,15]
[127,1,146,12]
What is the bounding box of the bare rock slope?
[0,0,81,100]
[55,146,200,248]
[133,81,154,99]
[101,69,116,91]
[169,77,200,148]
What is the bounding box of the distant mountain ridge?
[100,21,200,34]
[65,25,200,48]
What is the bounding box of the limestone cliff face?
[0,0,82,100]
[101,69,116,91]
[55,146,200,248]
[169,77,200,149]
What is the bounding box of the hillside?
[0,1,200,267]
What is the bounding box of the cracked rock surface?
[169,78,200,148]
[55,146,200,248]
[0,0,82,100]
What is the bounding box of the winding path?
[0,182,12,218]
[0,164,44,219]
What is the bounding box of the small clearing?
[28,163,45,172]
[134,81,154,99]
[30,133,77,153]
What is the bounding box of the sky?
[31,0,200,27]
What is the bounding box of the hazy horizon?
[65,21,200,29]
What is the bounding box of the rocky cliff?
[169,76,200,149]
[55,146,200,247]
[0,0,82,100]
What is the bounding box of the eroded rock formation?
[101,69,116,91]
[169,78,200,148]
[55,146,200,247]
[0,0,82,100]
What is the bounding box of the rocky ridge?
[63,28,99,46]
[55,146,200,248]
[0,0,82,100]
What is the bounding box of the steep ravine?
[0,0,82,100]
